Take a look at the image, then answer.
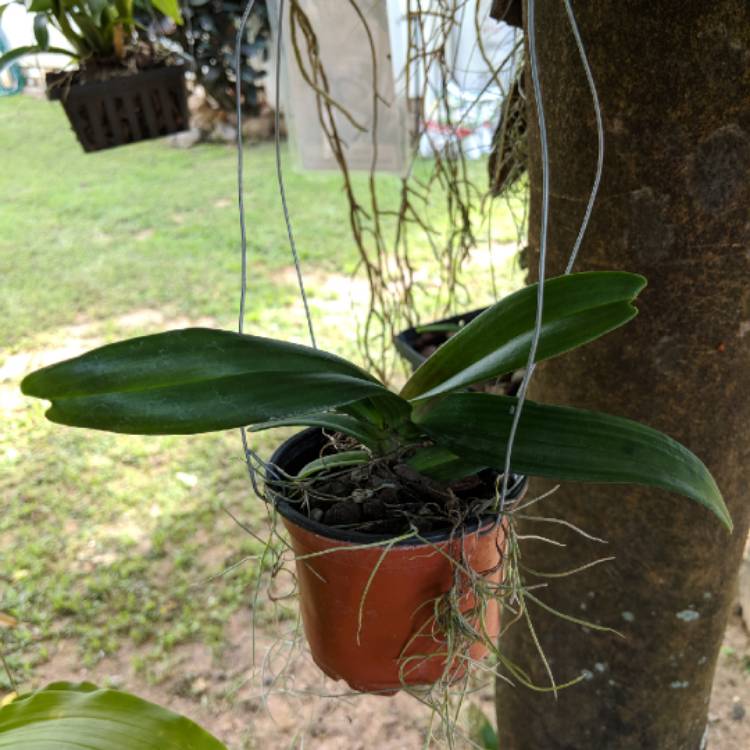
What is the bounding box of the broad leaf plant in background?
[0,0,184,70]
[0,681,227,749]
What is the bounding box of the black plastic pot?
[46,66,188,152]
[266,428,527,693]
[394,308,523,396]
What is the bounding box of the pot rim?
[393,307,488,370]
[266,427,527,548]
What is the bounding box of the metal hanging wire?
[236,0,259,337]
[562,0,604,275]
[498,0,548,511]
[273,0,317,349]
[235,0,318,494]
[500,0,604,510]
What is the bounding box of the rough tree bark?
[495,2,750,749]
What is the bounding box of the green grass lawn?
[0,94,523,696]
[0,95,371,352]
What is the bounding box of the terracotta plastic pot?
[268,428,527,693]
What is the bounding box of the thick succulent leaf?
[401,272,646,401]
[38,371,387,435]
[250,413,387,451]
[338,394,409,429]
[21,328,388,435]
[414,392,731,529]
[0,682,226,749]
[22,328,379,399]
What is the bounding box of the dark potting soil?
[272,440,510,538]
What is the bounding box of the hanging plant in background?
[488,66,527,197]
[0,0,184,70]
[0,0,189,151]
[285,0,529,382]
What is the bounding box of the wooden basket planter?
[47,66,188,152]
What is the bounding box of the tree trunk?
[496,2,750,749]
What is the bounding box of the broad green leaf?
[150,0,182,23]
[0,682,226,749]
[414,392,731,530]
[401,272,646,401]
[0,45,75,70]
[250,413,388,452]
[33,13,49,49]
[22,328,379,398]
[22,328,388,435]
[36,371,387,435]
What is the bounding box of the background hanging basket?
[48,66,189,152]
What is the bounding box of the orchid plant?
[20,271,731,530]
